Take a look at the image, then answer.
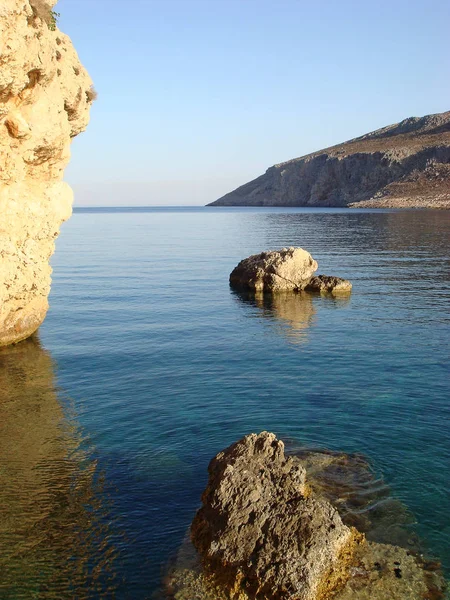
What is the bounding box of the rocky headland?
[0,0,93,346]
[229,247,352,294]
[209,111,450,209]
[165,433,447,600]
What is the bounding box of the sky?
[58,0,450,206]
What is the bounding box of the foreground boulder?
[191,432,361,600]
[166,437,447,599]
[229,247,351,294]
[0,0,93,346]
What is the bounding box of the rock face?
[209,111,450,208]
[0,0,93,346]
[229,247,351,294]
[191,432,361,600]
[175,434,447,600]
[304,275,352,294]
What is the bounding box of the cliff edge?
[209,111,450,209]
[0,0,93,346]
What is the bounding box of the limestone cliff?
[0,0,93,346]
[209,111,450,209]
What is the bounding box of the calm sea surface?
[0,207,449,598]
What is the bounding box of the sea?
[0,207,449,598]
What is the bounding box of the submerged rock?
[333,541,446,600]
[229,247,351,294]
[166,433,447,600]
[289,447,418,548]
[191,432,361,600]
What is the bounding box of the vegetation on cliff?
[209,111,450,209]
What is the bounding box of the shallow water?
[0,207,449,598]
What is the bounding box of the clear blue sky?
[59,0,450,206]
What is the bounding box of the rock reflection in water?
[233,290,350,344]
[232,290,316,344]
[0,337,117,598]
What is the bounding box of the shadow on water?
[231,288,350,344]
[0,336,118,599]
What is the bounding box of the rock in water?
[229,247,318,292]
[0,0,93,346]
[304,275,352,294]
[167,437,447,599]
[191,432,361,600]
[229,247,352,294]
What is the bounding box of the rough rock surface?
[349,161,450,208]
[166,436,447,600]
[230,247,318,292]
[304,275,352,294]
[209,111,450,208]
[166,539,446,600]
[0,0,93,346]
[229,247,351,294]
[191,432,360,600]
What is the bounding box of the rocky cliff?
[0,0,93,346]
[209,111,450,209]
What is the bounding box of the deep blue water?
[0,207,449,598]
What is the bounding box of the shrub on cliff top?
[29,0,60,31]
[86,86,98,103]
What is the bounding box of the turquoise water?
[0,207,449,598]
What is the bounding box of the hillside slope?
[209,111,450,208]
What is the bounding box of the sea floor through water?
[0,207,448,598]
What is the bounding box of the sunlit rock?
[0,0,94,345]
[209,111,450,209]
[229,247,352,294]
[190,432,361,600]
[165,434,447,600]
[304,275,352,294]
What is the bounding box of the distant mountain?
[208,111,450,209]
